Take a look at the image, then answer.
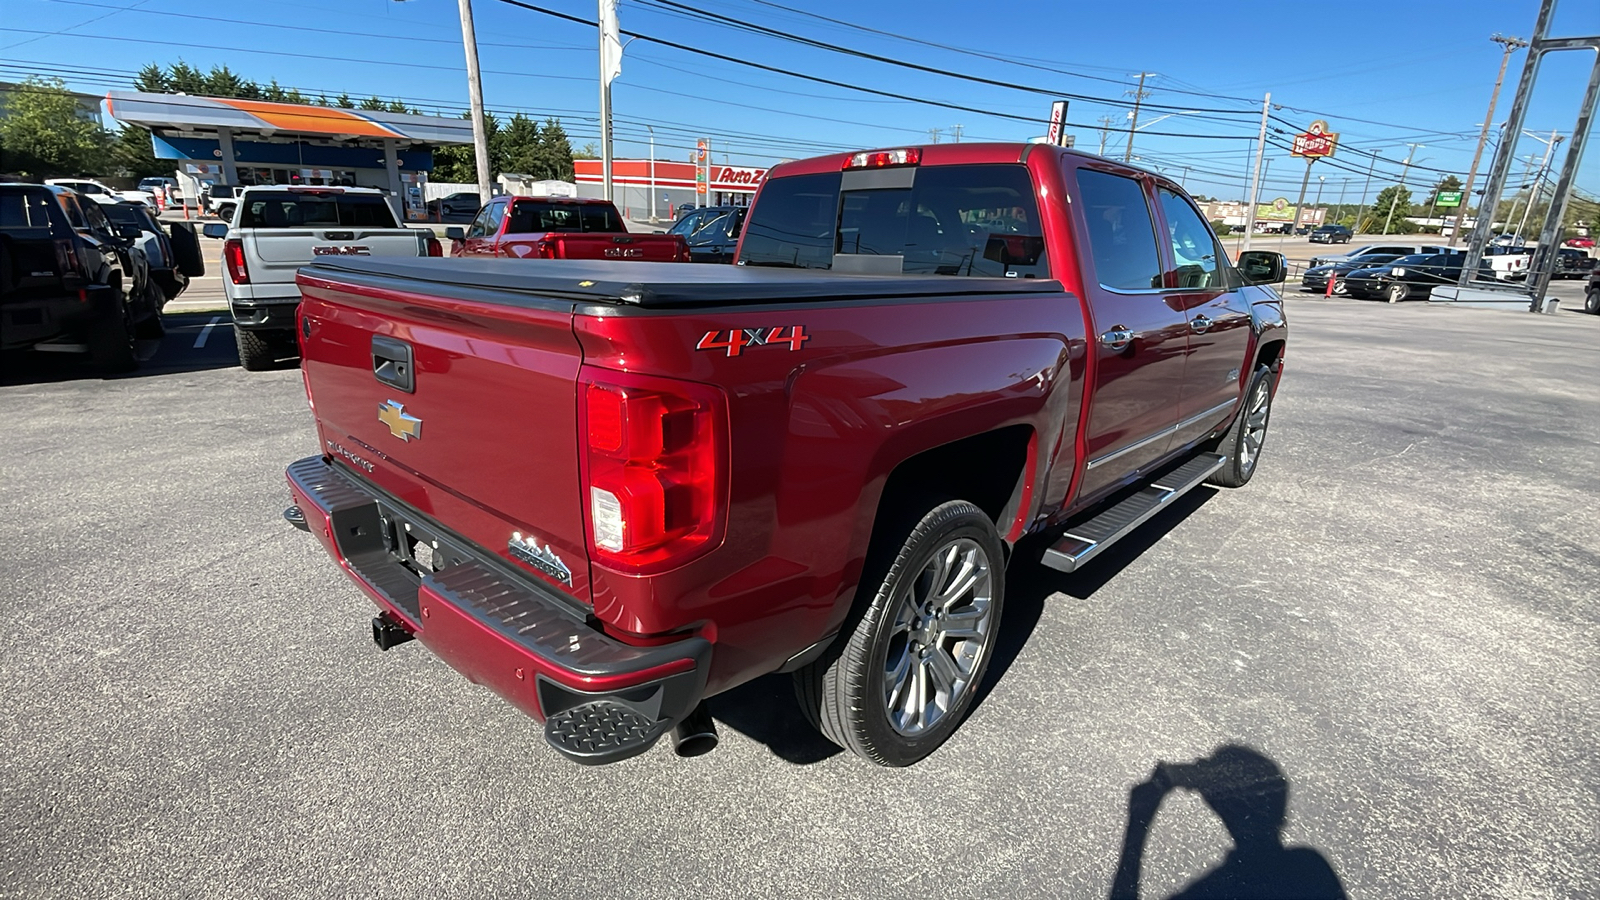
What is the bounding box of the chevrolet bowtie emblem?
[377,399,422,441]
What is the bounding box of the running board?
[1042,453,1226,574]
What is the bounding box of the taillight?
[843,148,922,169]
[425,235,443,257]
[223,238,249,284]
[677,240,691,263]
[54,238,81,279]
[581,370,726,571]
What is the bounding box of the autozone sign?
[1291,120,1339,158]
[711,166,767,190]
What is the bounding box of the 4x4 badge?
[378,400,422,441]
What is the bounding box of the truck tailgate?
[502,232,686,262]
[295,270,593,604]
[248,229,422,284]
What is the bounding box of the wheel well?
[876,425,1033,535]
[1254,338,1284,372]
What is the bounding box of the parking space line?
[194,316,222,349]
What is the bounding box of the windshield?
[238,192,399,228]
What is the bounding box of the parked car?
[1293,225,1313,236]
[201,183,243,221]
[1483,244,1533,282]
[668,205,736,239]
[44,177,157,209]
[93,198,204,301]
[1564,236,1595,249]
[1299,253,1406,295]
[201,186,441,370]
[447,196,687,261]
[1342,251,1495,302]
[1308,225,1352,244]
[0,183,163,369]
[1309,242,1449,268]
[428,191,481,221]
[1555,247,1596,280]
[684,206,746,264]
[283,142,1289,767]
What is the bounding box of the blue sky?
[4,0,1595,207]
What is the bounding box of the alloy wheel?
[881,537,995,737]
[1239,378,1271,472]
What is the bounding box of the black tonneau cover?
[302,257,1063,309]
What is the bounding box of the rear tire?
[235,325,278,371]
[793,500,1005,767]
[88,291,138,373]
[1585,290,1599,315]
[1207,365,1274,488]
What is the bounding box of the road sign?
[1435,191,1463,208]
[1046,100,1069,147]
[1291,120,1340,158]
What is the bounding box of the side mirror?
[445,227,465,241]
[201,223,229,240]
[117,223,144,240]
[1236,250,1286,286]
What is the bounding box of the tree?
[573,141,599,160]
[335,94,355,109]
[358,96,389,111]
[431,111,502,184]
[495,113,542,175]
[1365,185,1415,234]
[0,77,109,178]
[536,118,574,181]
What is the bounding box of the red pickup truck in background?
[285,143,1288,768]
[446,195,687,262]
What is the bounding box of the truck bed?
[301,257,1064,308]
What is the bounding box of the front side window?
[1157,189,1223,289]
[467,203,494,238]
[485,200,507,234]
[1075,168,1162,291]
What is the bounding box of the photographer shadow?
[1109,745,1347,900]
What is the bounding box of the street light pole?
[1240,91,1271,253]
[1335,178,1349,227]
[456,0,492,204]
[1516,130,1563,241]
[1450,34,1528,247]
[598,0,622,203]
[1382,143,1423,235]
[1313,174,1326,225]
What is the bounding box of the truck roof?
[302,257,1062,309]
[765,141,1169,182]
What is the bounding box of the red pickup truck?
[447,195,687,262]
[285,143,1287,768]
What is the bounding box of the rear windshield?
[740,163,1049,278]
[239,192,398,228]
[0,189,55,229]
[506,201,623,234]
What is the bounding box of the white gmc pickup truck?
[203,186,441,370]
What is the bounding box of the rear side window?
[1075,169,1162,291]
[239,192,398,228]
[0,190,54,229]
[740,172,842,269]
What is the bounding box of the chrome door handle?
[1099,326,1134,351]
[1190,314,1213,334]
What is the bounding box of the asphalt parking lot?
[2,295,1597,899]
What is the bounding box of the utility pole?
[646,124,656,223]
[1240,92,1271,253]
[1354,151,1381,234]
[1097,116,1117,156]
[950,124,963,143]
[1123,72,1153,163]
[929,127,942,144]
[1335,178,1348,227]
[1516,130,1563,240]
[1450,34,1528,247]
[1290,158,1316,235]
[1313,174,1326,225]
[457,0,492,204]
[598,0,622,202]
[1382,143,1423,235]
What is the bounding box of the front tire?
[1585,290,1599,315]
[1388,283,1410,303]
[1207,364,1274,488]
[794,500,1005,767]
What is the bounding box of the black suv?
[1309,224,1352,244]
[0,184,163,369]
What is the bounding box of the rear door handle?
[371,335,415,393]
[1099,326,1134,352]
[1190,314,1213,334]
